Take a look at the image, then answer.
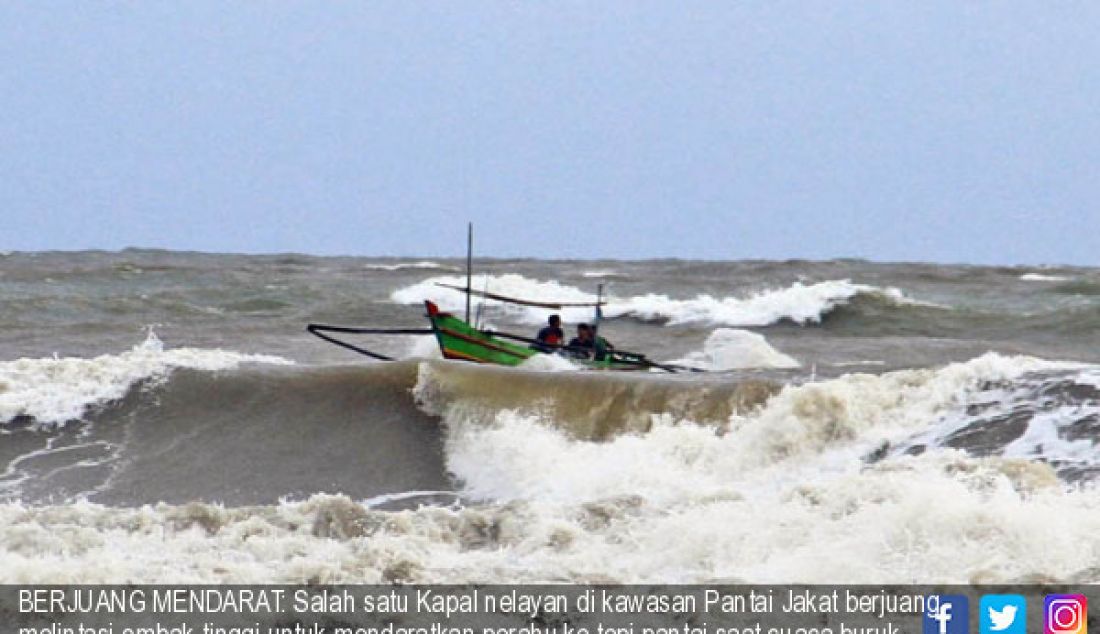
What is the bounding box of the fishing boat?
[307,225,698,373]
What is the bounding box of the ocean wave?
[581,269,623,278]
[1046,279,1100,297]
[0,363,449,506]
[410,360,780,440]
[611,281,930,326]
[427,353,1070,489]
[391,274,596,324]
[884,365,1100,479]
[397,354,1070,516]
[673,328,800,370]
[1,454,1093,584]
[4,354,1100,584]
[365,261,459,272]
[391,274,927,327]
[1,451,1094,584]
[1020,273,1070,282]
[517,354,583,372]
[0,332,292,427]
[404,333,444,360]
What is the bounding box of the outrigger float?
[307,225,700,373]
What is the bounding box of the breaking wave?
[391,274,594,323]
[364,260,459,272]
[673,328,800,370]
[4,353,1100,583]
[0,361,449,506]
[582,269,625,279]
[6,251,1100,584]
[614,280,930,326]
[392,274,925,327]
[1020,273,1070,282]
[0,331,292,427]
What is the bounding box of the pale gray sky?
[2,3,1097,264]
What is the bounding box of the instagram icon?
[1046,595,1088,634]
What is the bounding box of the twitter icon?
[982,595,1027,634]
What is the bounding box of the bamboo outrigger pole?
[465,222,473,323]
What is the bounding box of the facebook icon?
[925,595,970,634]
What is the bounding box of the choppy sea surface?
[2,250,1099,583]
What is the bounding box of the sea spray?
[392,275,923,327]
[0,331,292,426]
[3,251,1100,584]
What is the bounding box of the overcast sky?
[2,3,1097,264]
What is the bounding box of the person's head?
[576,323,591,340]
[548,314,561,327]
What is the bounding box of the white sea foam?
[2,354,1095,583]
[392,275,923,327]
[673,328,799,370]
[893,365,1099,475]
[408,353,1094,582]
[392,274,599,324]
[0,332,293,426]
[519,354,581,372]
[365,261,459,272]
[830,360,887,367]
[1020,273,1070,282]
[435,352,1066,500]
[614,280,932,326]
[404,334,444,360]
[0,453,1092,584]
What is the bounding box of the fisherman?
[533,314,564,352]
[566,323,594,358]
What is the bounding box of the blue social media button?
[981,595,1026,634]
[926,595,970,634]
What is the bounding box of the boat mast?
[465,222,473,322]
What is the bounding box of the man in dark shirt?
[534,314,564,352]
[566,323,593,358]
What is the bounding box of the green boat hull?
[425,301,642,371]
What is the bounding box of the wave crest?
[392,275,924,327]
[365,260,459,272]
[3,354,1100,584]
[674,328,800,370]
[0,332,292,426]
